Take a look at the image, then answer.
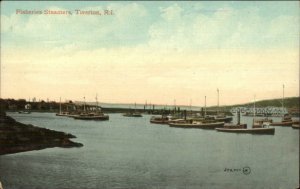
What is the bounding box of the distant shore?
[0,111,83,155]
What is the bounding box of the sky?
[1,1,299,106]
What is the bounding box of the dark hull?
[169,122,224,129]
[123,114,142,117]
[216,128,275,135]
[270,121,293,126]
[214,117,233,123]
[56,113,68,116]
[150,120,169,124]
[73,115,109,121]
[292,124,299,129]
[18,111,31,114]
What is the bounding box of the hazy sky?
[1,1,299,106]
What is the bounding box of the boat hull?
[150,120,169,124]
[270,121,293,126]
[169,122,224,129]
[73,115,109,121]
[123,114,142,117]
[216,128,275,135]
[292,124,299,129]
[214,117,233,123]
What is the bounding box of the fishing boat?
[292,123,299,129]
[270,114,293,126]
[216,127,275,134]
[169,120,224,129]
[18,111,31,114]
[214,113,233,123]
[269,85,293,126]
[214,89,233,123]
[73,95,109,121]
[150,115,170,124]
[73,112,109,120]
[253,118,273,128]
[56,97,69,116]
[123,112,142,117]
[252,95,273,127]
[123,103,142,117]
[215,109,275,135]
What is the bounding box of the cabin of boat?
[253,118,273,128]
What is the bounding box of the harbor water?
[0,112,299,189]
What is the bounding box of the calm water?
[0,112,298,189]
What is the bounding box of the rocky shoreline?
[0,111,83,155]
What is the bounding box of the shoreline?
[0,112,83,156]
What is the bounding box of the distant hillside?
[210,97,299,111]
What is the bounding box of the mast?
[204,96,207,117]
[59,97,62,114]
[282,84,285,115]
[253,95,256,118]
[95,94,98,112]
[83,96,86,112]
[174,99,176,114]
[217,88,219,115]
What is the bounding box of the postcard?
[0,1,299,189]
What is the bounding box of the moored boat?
[292,123,299,129]
[73,95,109,121]
[123,112,142,117]
[123,103,142,117]
[18,111,31,114]
[169,121,224,129]
[270,114,293,126]
[216,127,275,134]
[215,110,275,135]
[73,113,109,120]
[150,116,169,124]
[253,118,273,128]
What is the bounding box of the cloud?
[147,3,298,51]
[1,3,149,50]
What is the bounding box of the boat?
[215,109,275,135]
[251,96,273,128]
[123,103,142,117]
[150,115,170,124]
[123,112,142,117]
[216,127,275,134]
[214,113,233,123]
[270,114,293,126]
[18,111,31,114]
[270,85,293,126]
[169,120,224,129]
[292,124,299,129]
[56,97,69,116]
[253,118,273,128]
[73,112,109,120]
[73,95,109,121]
[214,90,232,123]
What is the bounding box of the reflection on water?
[0,112,298,189]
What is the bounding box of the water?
[0,112,298,189]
